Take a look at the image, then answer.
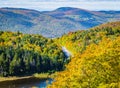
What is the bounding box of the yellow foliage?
[48,36,120,88]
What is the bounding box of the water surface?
[0,77,53,88]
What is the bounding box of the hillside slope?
[49,21,120,88]
[57,21,120,54]
[0,7,120,38]
[0,31,66,76]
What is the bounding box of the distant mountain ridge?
[0,7,120,38]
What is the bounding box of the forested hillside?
[1,7,120,38]
[0,21,120,87]
[0,31,66,76]
[57,21,120,54]
[48,22,120,88]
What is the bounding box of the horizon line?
[1,6,120,12]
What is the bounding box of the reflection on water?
[38,79,53,88]
[0,77,53,88]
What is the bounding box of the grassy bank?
[0,73,55,82]
[33,73,50,79]
[33,73,57,79]
[0,76,32,82]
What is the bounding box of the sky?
[0,0,120,11]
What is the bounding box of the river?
[0,77,53,88]
[62,46,71,58]
[0,47,70,88]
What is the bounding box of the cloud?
[0,0,120,11]
[0,0,119,2]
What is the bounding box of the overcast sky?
[0,0,120,11]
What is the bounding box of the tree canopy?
[0,31,66,76]
[48,22,120,88]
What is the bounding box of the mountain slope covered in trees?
[0,7,120,37]
[57,21,120,54]
[48,21,120,88]
[0,31,66,76]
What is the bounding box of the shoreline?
[0,76,33,82]
[0,73,51,82]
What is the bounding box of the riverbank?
[0,73,54,88]
[0,73,51,82]
[33,73,56,78]
[0,76,33,82]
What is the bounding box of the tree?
[0,53,5,76]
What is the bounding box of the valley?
[0,7,120,88]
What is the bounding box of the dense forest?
[1,7,120,38]
[0,21,120,87]
[56,21,120,54]
[48,22,120,88]
[0,31,66,76]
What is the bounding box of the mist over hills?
[0,7,120,38]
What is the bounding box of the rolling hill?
[0,31,66,76]
[49,21,120,88]
[0,7,120,38]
